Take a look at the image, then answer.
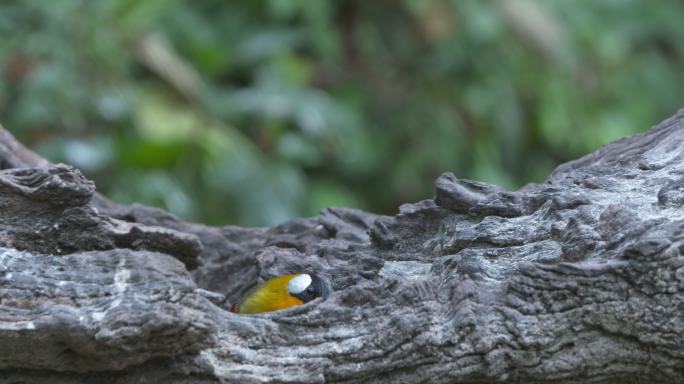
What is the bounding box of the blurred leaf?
[120,141,186,168]
[2,0,684,225]
[134,89,198,143]
[110,0,179,33]
[309,179,361,215]
[63,138,114,172]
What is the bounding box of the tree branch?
[0,110,683,383]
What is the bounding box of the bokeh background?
[2,0,683,226]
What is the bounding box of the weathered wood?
[1,110,684,383]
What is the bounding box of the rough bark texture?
[1,110,684,383]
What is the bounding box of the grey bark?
[1,110,684,383]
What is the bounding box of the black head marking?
[291,274,330,303]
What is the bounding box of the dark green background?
[2,0,682,226]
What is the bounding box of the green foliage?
[1,0,683,225]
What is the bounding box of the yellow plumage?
[236,274,304,314]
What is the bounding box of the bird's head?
[287,273,330,303]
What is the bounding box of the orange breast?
[237,274,304,314]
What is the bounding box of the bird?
[230,273,330,314]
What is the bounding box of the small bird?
[230,273,330,314]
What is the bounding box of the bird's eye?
[306,286,315,294]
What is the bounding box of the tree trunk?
[1,111,684,383]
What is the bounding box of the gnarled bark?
[1,111,684,383]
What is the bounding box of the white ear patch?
[288,274,312,295]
